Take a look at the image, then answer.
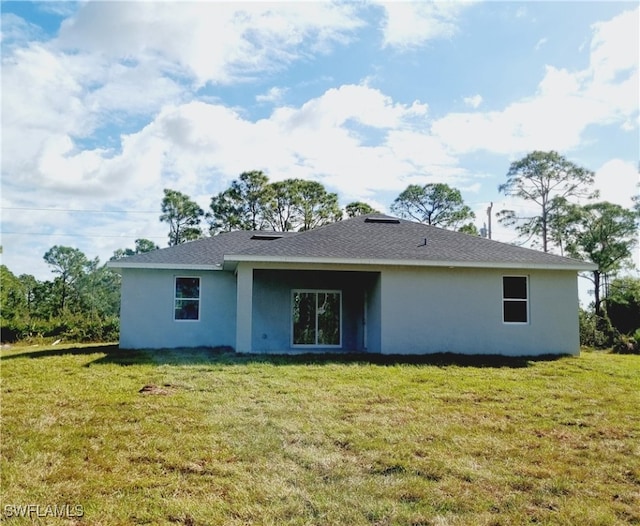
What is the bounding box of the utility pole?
[486,202,493,240]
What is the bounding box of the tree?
[160,189,204,246]
[263,179,341,231]
[18,274,39,316]
[565,202,639,318]
[295,180,342,231]
[43,246,95,314]
[607,277,640,335]
[30,280,58,320]
[77,265,121,319]
[209,174,342,233]
[134,238,159,254]
[208,171,271,234]
[458,223,479,235]
[345,201,378,217]
[208,188,245,234]
[545,197,584,257]
[234,171,271,230]
[112,238,159,260]
[498,151,596,253]
[263,179,301,231]
[0,265,27,319]
[0,266,28,341]
[390,183,475,231]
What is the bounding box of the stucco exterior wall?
[119,268,237,349]
[119,263,580,355]
[251,269,379,353]
[379,267,579,356]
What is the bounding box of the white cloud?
[84,61,186,116]
[1,13,44,45]
[535,37,548,50]
[589,8,639,84]
[593,159,639,209]
[463,94,483,109]
[385,130,460,173]
[1,2,366,204]
[378,1,475,48]
[1,40,188,197]
[431,7,639,156]
[277,84,428,131]
[55,2,363,87]
[2,44,91,187]
[2,84,447,210]
[256,87,288,104]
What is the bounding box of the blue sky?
[1,1,638,283]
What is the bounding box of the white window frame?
[291,289,342,348]
[502,275,529,325]
[174,276,201,322]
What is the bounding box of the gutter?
[222,254,597,272]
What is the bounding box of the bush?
[0,321,21,343]
[612,333,640,354]
[0,314,119,344]
[579,309,614,348]
[62,315,119,342]
[607,277,640,335]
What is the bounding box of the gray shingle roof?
[108,230,296,269]
[227,215,594,269]
[108,215,595,271]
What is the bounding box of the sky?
[1,1,639,285]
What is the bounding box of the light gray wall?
[119,268,237,349]
[379,267,580,356]
[251,269,378,353]
[119,264,580,355]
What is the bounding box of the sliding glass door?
[292,290,341,347]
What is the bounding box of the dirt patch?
[139,384,176,395]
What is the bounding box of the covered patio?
[235,266,381,353]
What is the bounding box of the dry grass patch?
[1,344,639,525]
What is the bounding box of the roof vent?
[251,233,284,241]
[365,217,400,224]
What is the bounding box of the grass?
[1,344,639,525]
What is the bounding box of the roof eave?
[106,261,223,271]
[223,254,597,272]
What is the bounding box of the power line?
[1,231,166,239]
[1,207,158,214]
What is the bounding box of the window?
[292,290,341,347]
[502,276,528,324]
[175,277,200,321]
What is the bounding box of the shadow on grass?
[1,344,570,368]
[1,344,120,362]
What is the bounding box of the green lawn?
[1,344,638,525]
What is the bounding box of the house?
[107,214,596,356]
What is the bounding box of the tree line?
[2,150,638,348]
[1,247,120,342]
[159,171,479,245]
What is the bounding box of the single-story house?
[107,214,596,356]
